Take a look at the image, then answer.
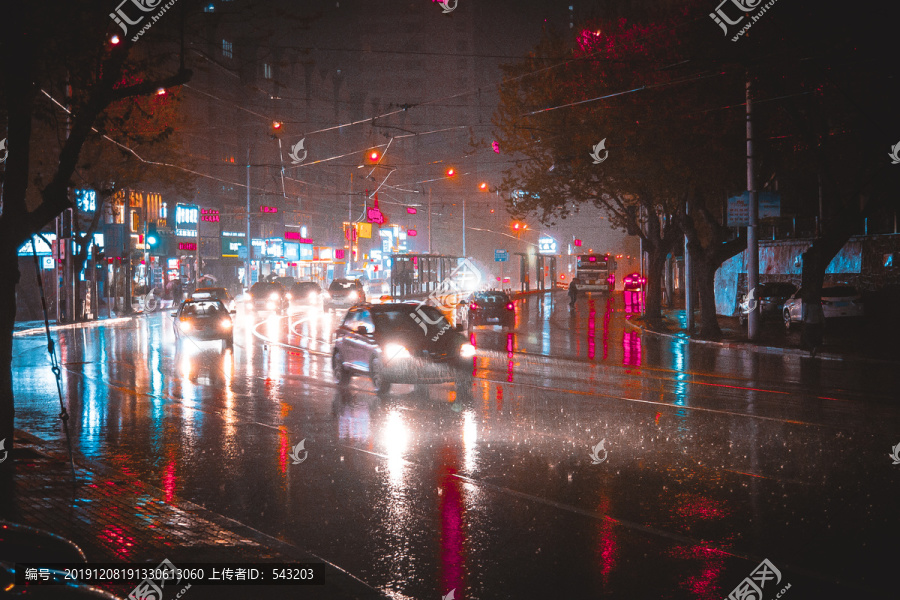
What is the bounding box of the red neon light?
[260,206,278,213]
[178,242,197,251]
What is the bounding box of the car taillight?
[506,302,514,310]
[470,302,478,310]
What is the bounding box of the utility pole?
[196,212,201,285]
[245,146,251,289]
[747,79,760,340]
[428,187,432,254]
[685,200,693,333]
[462,195,466,257]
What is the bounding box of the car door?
[337,308,359,367]
[350,309,376,371]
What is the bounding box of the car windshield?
[475,293,509,304]
[329,280,359,291]
[374,306,450,333]
[182,301,226,316]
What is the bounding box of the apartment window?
[222,39,233,59]
[263,63,273,79]
[203,3,214,12]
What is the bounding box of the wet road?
[11,293,900,599]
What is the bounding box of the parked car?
[171,299,235,349]
[325,278,366,309]
[191,287,235,311]
[737,281,797,325]
[245,281,289,314]
[331,302,475,395]
[783,285,865,330]
[288,281,324,306]
[364,278,390,298]
[623,272,646,291]
[455,291,515,328]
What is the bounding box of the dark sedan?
[325,278,366,309]
[245,281,289,314]
[171,299,235,349]
[332,302,476,395]
[737,282,798,326]
[288,281,324,306]
[455,291,515,329]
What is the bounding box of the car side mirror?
[170,312,177,318]
[356,325,369,335]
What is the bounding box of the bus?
[575,254,615,292]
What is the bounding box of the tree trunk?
[665,254,675,308]
[695,252,723,340]
[0,251,20,469]
[644,248,668,323]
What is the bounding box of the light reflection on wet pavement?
[11,293,900,599]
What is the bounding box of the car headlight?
[308,292,316,301]
[269,292,279,301]
[384,343,411,361]
[459,343,476,358]
[220,319,233,329]
[348,290,359,301]
[179,321,192,332]
[266,301,276,310]
[285,293,292,299]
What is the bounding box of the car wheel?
[784,310,794,331]
[332,350,351,385]
[370,356,392,395]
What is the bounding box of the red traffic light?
[446,168,455,177]
[272,121,282,130]
[479,182,488,191]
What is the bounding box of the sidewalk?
[13,312,147,336]
[1,430,386,600]
[627,306,900,364]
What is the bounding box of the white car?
[783,286,864,330]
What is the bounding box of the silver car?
[783,286,864,330]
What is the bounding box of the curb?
[624,318,900,365]
[13,314,147,337]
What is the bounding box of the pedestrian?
[172,278,183,304]
[801,297,825,357]
[568,279,579,309]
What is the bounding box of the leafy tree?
[493,13,745,325]
[0,2,191,463]
[745,4,900,323]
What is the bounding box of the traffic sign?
[494,250,509,262]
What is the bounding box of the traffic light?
[147,224,160,249]
[271,121,283,138]
[366,149,381,163]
